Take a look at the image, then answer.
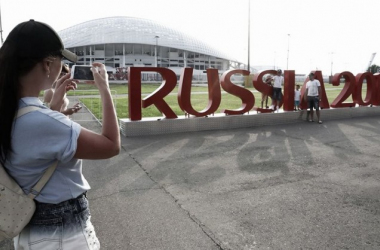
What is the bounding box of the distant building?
[58,16,244,81]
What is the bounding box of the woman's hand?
[85,63,109,91]
[62,103,82,116]
[50,74,78,111]
[74,62,120,160]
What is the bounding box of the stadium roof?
[58,16,238,62]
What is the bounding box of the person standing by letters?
[294,84,301,111]
[270,69,284,112]
[261,74,273,109]
[304,72,322,124]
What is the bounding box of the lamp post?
[154,35,160,82]
[286,34,290,70]
[0,2,4,46]
[247,0,250,72]
[154,35,159,67]
[329,52,334,83]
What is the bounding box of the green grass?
[80,87,368,120]
[68,83,211,96]
[68,81,344,96]
[81,93,253,120]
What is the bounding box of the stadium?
[58,16,246,81]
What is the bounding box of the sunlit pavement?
[2,109,380,250]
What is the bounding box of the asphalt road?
[2,112,380,250]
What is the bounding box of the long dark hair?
[0,40,60,165]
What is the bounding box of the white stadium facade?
[58,16,246,81]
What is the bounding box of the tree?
[367,64,380,74]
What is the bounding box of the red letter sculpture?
[178,68,221,117]
[372,73,380,106]
[283,70,295,111]
[354,72,374,106]
[129,67,178,121]
[331,71,356,108]
[128,67,142,121]
[220,70,254,115]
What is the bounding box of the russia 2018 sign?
[128,67,380,121]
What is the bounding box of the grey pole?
[247,0,250,72]
[0,2,4,45]
[286,34,290,70]
[330,52,334,76]
[155,36,159,67]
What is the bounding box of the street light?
[247,0,250,72]
[0,2,4,45]
[328,52,334,83]
[154,35,159,67]
[329,52,334,76]
[286,34,290,70]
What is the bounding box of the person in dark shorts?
[270,69,284,112]
[261,74,273,108]
[304,72,322,124]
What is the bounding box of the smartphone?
[71,65,94,81]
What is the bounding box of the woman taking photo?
[0,20,120,249]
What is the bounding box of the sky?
[2,0,380,75]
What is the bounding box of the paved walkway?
[2,108,380,250]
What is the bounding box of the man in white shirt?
[271,69,284,112]
[304,72,322,124]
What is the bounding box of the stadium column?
[122,44,125,68]
[184,51,187,67]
